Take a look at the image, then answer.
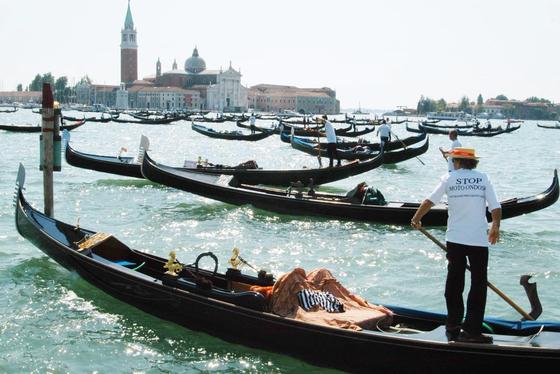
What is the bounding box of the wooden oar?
[417,226,534,321]
[393,132,425,165]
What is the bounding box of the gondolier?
[249,113,257,134]
[439,129,462,172]
[376,122,392,148]
[410,147,502,344]
[321,115,341,168]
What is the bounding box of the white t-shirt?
[324,120,337,143]
[377,124,391,138]
[447,139,462,172]
[427,168,500,247]
[250,116,256,125]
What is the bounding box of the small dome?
[184,47,206,74]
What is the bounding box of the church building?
[142,48,248,112]
[118,1,247,111]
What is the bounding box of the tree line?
[416,94,558,120]
[16,73,92,103]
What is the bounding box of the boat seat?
[76,232,113,251]
[164,276,268,311]
[90,254,145,271]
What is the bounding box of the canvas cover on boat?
[270,268,393,330]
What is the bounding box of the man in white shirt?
[376,121,391,148]
[321,115,340,167]
[439,130,462,172]
[249,113,257,134]
[410,147,501,344]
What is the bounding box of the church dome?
[184,47,206,74]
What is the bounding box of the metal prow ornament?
[520,275,543,320]
[228,247,259,272]
[164,250,183,276]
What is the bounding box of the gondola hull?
[406,123,521,137]
[0,120,86,133]
[537,123,560,129]
[280,131,427,152]
[192,123,274,141]
[65,142,143,178]
[64,141,384,186]
[14,170,560,373]
[290,135,430,163]
[141,152,558,226]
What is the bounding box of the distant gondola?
[406,123,520,137]
[14,163,560,373]
[290,134,430,163]
[0,119,86,133]
[0,107,17,113]
[191,123,274,141]
[419,121,474,129]
[237,120,326,137]
[141,151,558,226]
[280,131,427,152]
[110,116,181,125]
[537,123,560,129]
[63,114,117,123]
[64,135,385,186]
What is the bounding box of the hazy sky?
[1,0,558,109]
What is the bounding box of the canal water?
[0,110,558,372]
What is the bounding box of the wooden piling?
[41,83,54,217]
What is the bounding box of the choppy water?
[0,110,558,373]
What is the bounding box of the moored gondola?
[290,133,430,163]
[0,106,18,113]
[141,152,558,226]
[14,163,560,373]
[110,116,181,125]
[192,123,274,141]
[280,131,427,152]
[64,135,385,186]
[0,119,86,133]
[236,120,326,137]
[537,123,560,129]
[406,123,520,137]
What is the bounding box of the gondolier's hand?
[488,223,500,245]
[488,208,501,245]
[410,218,421,229]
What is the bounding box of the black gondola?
[280,131,427,152]
[110,116,181,125]
[141,152,558,226]
[191,123,274,141]
[236,120,326,137]
[64,135,385,186]
[14,164,560,373]
[0,107,18,113]
[290,134,430,163]
[0,119,86,133]
[406,123,521,137]
[537,123,560,129]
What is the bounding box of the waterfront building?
[0,91,41,105]
[121,0,138,85]
[248,84,339,114]
[115,83,129,110]
[142,49,248,112]
[127,86,201,110]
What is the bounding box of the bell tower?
[120,0,138,84]
[156,58,161,78]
